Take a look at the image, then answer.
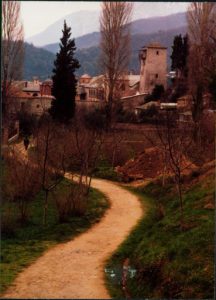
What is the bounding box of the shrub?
[17,112,38,137]
[83,107,107,131]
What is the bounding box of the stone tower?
[139,42,167,94]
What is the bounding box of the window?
[33,93,38,97]
[80,93,86,101]
[156,51,159,55]
[121,83,125,91]
[36,104,40,108]
[97,89,104,100]
[155,74,158,78]
[89,88,96,98]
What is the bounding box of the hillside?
[24,26,187,80]
[106,163,215,298]
[24,43,55,80]
[130,12,186,36]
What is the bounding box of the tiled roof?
[23,85,40,92]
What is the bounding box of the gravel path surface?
[3,174,143,299]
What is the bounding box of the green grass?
[105,174,215,299]
[0,179,109,294]
[93,157,120,182]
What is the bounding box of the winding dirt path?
[3,175,143,299]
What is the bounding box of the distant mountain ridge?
[43,12,186,53]
[26,10,100,47]
[27,9,187,47]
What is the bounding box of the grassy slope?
[105,173,214,299]
[93,158,120,182]
[1,179,109,294]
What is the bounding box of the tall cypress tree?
[170,34,188,78]
[50,21,80,123]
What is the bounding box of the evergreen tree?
[50,21,80,123]
[170,34,188,78]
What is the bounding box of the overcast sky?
[21,1,188,38]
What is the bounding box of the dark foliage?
[209,72,216,103]
[169,80,188,102]
[49,21,80,123]
[145,84,165,102]
[139,105,158,123]
[170,34,189,78]
[83,107,107,131]
[17,112,38,137]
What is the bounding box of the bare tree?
[2,1,24,125]
[3,148,40,224]
[70,110,105,190]
[100,1,133,127]
[155,111,196,229]
[187,3,216,132]
[35,116,67,225]
[53,109,106,220]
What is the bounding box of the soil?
[116,147,197,182]
[3,175,143,299]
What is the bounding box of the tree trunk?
[177,178,184,229]
[112,147,116,169]
[43,189,48,226]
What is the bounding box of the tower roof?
[140,42,167,51]
[146,42,167,49]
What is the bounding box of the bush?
[17,112,38,137]
[93,167,120,181]
[139,105,158,123]
[83,107,107,131]
[145,84,165,102]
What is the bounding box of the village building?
[76,73,142,109]
[76,41,168,111]
[139,42,167,94]
[2,77,54,144]
[135,101,160,116]
[10,77,54,116]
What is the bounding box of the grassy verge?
[1,179,109,294]
[93,158,120,182]
[105,173,214,299]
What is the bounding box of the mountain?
[130,12,187,35]
[27,10,186,47]
[43,12,186,54]
[24,26,187,80]
[26,10,100,47]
